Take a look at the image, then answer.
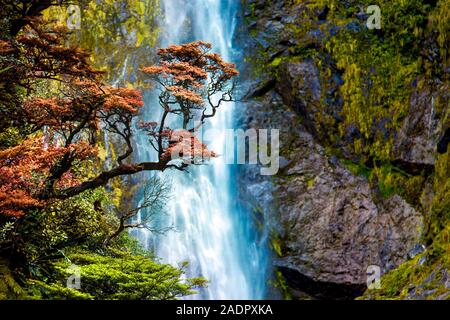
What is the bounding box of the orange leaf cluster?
[166,86,204,105]
[15,18,103,82]
[0,137,97,217]
[161,130,217,162]
[0,39,15,55]
[22,80,144,133]
[104,88,145,114]
[141,41,238,108]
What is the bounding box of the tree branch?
[49,161,172,199]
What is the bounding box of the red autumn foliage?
[141,40,238,128]
[0,19,238,218]
[0,137,96,217]
[0,17,103,133]
[15,19,103,83]
[140,40,238,164]
[162,129,217,162]
[22,81,144,135]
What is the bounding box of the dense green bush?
[27,248,207,300]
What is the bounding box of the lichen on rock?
[239,0,449,300]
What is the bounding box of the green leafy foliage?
[28,249,207,300]
[16,189,112,268]
[0,127,23,149]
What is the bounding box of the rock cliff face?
[237,89,423,299]
[394,86,445,173]
[237,0,448,299]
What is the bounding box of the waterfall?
[132,0,269,299]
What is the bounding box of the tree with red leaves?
[0,20,238,217]
[0,17,102,134]
[141,41,238,129]
[140,41,238,164]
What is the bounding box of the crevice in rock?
[245,78,277,100]
[277,266,367,300]
[392,159,435,176]
[437,127,450,154]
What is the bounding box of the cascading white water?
[133,0,269,299]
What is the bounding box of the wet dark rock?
[345,21,362,33]
[264,20,285,34]
[308,28,325,41]
[393,84,446,174]
[437,127,450,154]
[276,264,366,300]
[408,244,426,260]
[356,12,369,22]
[276,59,322,136]
[279,157,291,170]
[417,289,437,299]
[247,21,257,29]
[328,155,340,167]
[255,32,271,48]
[371,117,393,141]
[281,15,296,24]
[422,269,438,286]
[245,79,277,100]
[441,270,449,287]
[268,48,288,61]
[345,124,362,143]
[332,73,344,86]
[316,6,329,21]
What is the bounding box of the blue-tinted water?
[134,0,269,299]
